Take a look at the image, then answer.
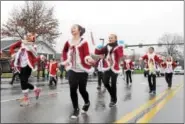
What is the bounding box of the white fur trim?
[22,89,29,93]
[68,38,87,47]
[110,51,122,74]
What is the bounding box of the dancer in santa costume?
[9,32,45,106]
[140,47,163,94]
[95,55,107,91]
[95,34,124,107]
[161,56,177,88]
[122,56,134,86]
[61,24,95,119]
[48,58,58,86]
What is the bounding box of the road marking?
[0,92,59,103]
[136,84,183,123]
[114,83,182,123]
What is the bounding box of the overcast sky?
[1,1,184,54]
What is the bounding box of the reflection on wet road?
[1,75,184,123]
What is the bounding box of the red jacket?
[121,59,134,71]
[49,62,58,76]
[140,53,162,68]
[95,44,124,73]
[9,40,41,70]
[161,61,177,70]
[61,38,94,73]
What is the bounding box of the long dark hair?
[74,24,86,36]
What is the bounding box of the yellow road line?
[136,84,183,123]
[114,90,168,123]
[114,83,182,123]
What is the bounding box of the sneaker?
[153,91,156,94]
[97,86,101,90]
[149,90,153,94]
[34,88,41,100]
[81,102,90,113]
[20,96,30,106]
[71,109,80,119]
[109,102,116,107]
[9,82,13,85]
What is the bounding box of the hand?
[87,57,95,65]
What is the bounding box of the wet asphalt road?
[1,74,184,123]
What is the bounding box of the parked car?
[174,66,184,75]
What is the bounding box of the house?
[1,37,56,60]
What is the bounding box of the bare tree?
[1,1,60,43]
[158,33,184,60]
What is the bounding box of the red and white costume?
[161,57,177,73]
[61,38,94,73]
[9,40,43,71]
[49,62,58,77]
[121,59,134,71]
[95,45,124,73]
[140,52,162,69]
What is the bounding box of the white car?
[174,66,184,75]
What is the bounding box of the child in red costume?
[95,34,124,107]
[9,32,45,106]
[161,56,177,88]
[140,47,162,94]
[49,58,58,86]
[122,56,134,86]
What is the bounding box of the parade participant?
[122,56,134,86]
[161,56,177,88]
[95,55,106,91]
[45,60,50,80]
[139,47,162,94]
[9,58,21,85]
[48,58,58,86]
[61,24,95,118]
[9,32,45,106]
[95,34,124,107]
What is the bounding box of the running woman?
[95,34,124,107]
[139,47,162,94]
[61,24,95,118]
[9,32,45,106]
[161,56,177,88]
[122,56,134,86]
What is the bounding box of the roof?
[1,37,56,53]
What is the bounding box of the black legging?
[68,70,89,110]
[125,70,132,84]
[20,65,34,91]
[148,73,156,92]
[103,69,118,103]
[165,73,173,87]
[98,71,104,87]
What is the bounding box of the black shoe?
[82,102,90,113]
[149,90,152,94]
[97,86,101,90]
[153,91,156,94]
[109,102,116,107]
[9,82,13,85]
[71,109,79,119]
